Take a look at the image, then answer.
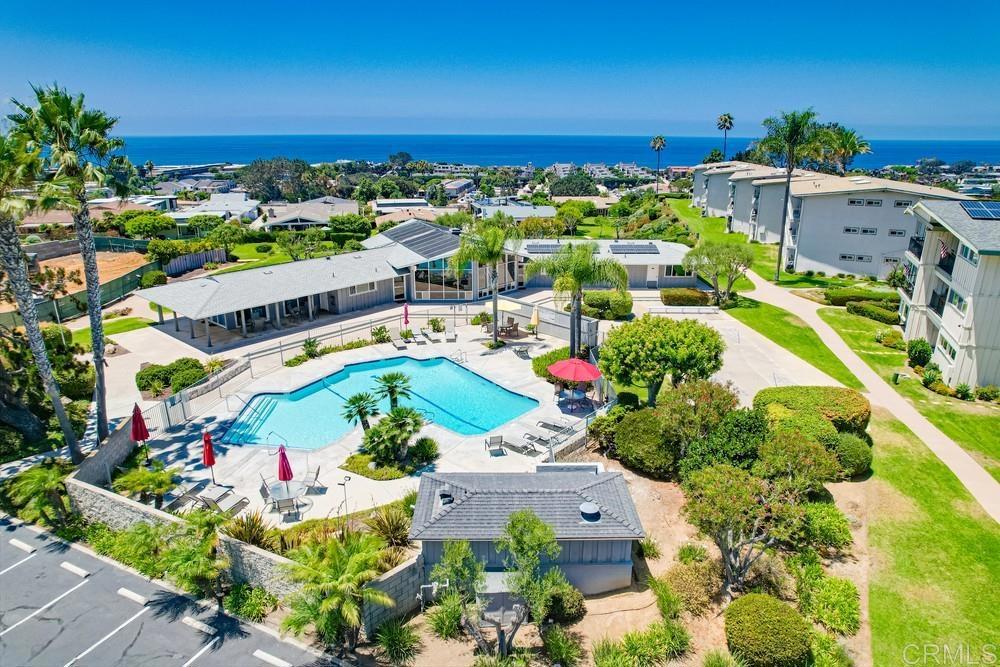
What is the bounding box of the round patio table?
[269,480,307,501]
[561,389,587,411]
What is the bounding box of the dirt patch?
[868,478,924,524]
[827,479,873,666]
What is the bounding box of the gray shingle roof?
[409,471,645,541]
[918,200,1000,254]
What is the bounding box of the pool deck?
[150,325,598,524]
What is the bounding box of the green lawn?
[575,216,619,239]
[72,317,153,349]
[215,242,339,274]
[725,297,863,389]
[867,411,1000,664]
[748,243,858,289]
[818,307,1000,480]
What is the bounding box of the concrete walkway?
[744,271,1000,523]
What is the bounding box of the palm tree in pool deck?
[342,392,380,431]
[0,130,81,460]
[760,108,825,281]
[824,125,871,175]
[523,242,628,357]
[650,135,666,194]
[10,85,129,442]
[717,113,734,159]
[449,220,521,347]
[374,372,412,409]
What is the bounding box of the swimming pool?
[223,356,539,449]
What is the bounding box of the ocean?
[120,134,1000,170]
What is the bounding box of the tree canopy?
[681,242,754,304]
[549,170,599,196]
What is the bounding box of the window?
[861,227,877,236]
[888,229,906,237]
[894,200,913,208]
[947,289,968,314]
[839,254,856,261]
[843,226,859,234]
[848,198,865,206]
[416,258,473,300]
[884,256,900,264]
[865,199,882,207]
[958,244,979,267]
[664,265,689,277]
[857,255,872,262]
[938,336,957,360]
[348,282,377,296]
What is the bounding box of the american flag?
[938,239,953,260]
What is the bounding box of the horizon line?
[118,132,1000,142]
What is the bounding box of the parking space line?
[0,552,35,575]
[60,561,90,578]
[61,605,150,667]
[252,649,293,667]
[0,579,88,637]
[181,636,221,667]
[116,587,148,605]
[182,616,217,635]
[9,538,36,553]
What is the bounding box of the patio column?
[240,310,247,337]
[308,295,315,321]
[205,318,212,348]
[156,304,164,325]
[173,311,180,332]
[274,302,282,328]
[190,316,197,339]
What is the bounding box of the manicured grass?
[818,307,1000,480]
[748,243,859,289]
[575,216,618,239]
[72,317,153,349]
[867,410,1000,664]
[726,297,864,390]
[216,243,339,274]
[665,199,745,244]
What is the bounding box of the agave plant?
[364,505,411,547]
[223,511,278,551]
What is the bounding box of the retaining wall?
[361,554,424,640]
[75,416,139,486]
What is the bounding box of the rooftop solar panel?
[525,243,564,254]
[961,201,1000,220]
[609,243,659,255]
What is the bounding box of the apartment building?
[899,200,1000,388]
[729,170,830,243]
[549,163,576,178]
[583,163,614,179]
[691,161,750,210]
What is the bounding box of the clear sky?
[2,0,998,139]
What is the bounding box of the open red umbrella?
[277,445,294,492]
[547,358,602,383]
[131,403,151,464]
[202,431,217,484]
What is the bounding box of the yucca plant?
[223,511,278,551]
[377,545,408,572]
[364,504,411,547]
[375,619,421,666]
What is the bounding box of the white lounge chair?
[445,322,457,342]
[484,435,507,456]
[389,328,407,350]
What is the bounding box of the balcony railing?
[908,236,924,258]
[901,281,914,298]
[929,290,947,317]
[938,252,956,276]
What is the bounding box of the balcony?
[908,236,924,258]
[937,252,956,276]
[929,290,947,317]
[901,281,914,298]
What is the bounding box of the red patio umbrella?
[277,445,294,492]
[130,403,151,464]
[547,358,602,383]
[202,431,217,484]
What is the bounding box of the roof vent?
[438,485,454,506]
[580,502,601,523]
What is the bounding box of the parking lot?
[0,518,335,667]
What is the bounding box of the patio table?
[269,480,307,502]
[561,389,587,411]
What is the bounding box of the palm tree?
[161,508,229,608]
[282,530,394,652]
[0,130,81,460]
[759,109,825,281]
[649,135,666,194]
[449,221,520,347]
[374,372,412,409]
[342,392,380,431]
[717,113,734,159]
[824,125,871,174]
[9,459,72,528]
[143,159,155,177]
[522,242,628,357]
[10,85,128,442]
[112,461,178,509]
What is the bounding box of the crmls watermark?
[903,644,997,665]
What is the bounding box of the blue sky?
[2,0,998,139]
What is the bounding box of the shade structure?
[277,445,294,482]
[496,300,521,312]
[547,358,602,383]
[202,431,217,483]
[403,302,409,326]
[130,403,150,442]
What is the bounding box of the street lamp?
[337,475,351,516]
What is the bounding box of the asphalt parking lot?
[0,518,336,667]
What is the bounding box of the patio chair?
[536,418,570,433]
[259,472,276,487]
[275,497,300,521]
[445,322,457,342]
[422,327,444,343]
[202,493,250,518]
[512,345,530,360]
[259,483,276,511]
[389,328,407,350]
[304,466,324,494]
[202,485,234,503]
[484,435,507,456]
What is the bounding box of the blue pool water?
[224,356,539,449]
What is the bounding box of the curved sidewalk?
[744,271,1000,524]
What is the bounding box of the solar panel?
[525,243,564,254]
[609,243,659,255]
[961,201,1000,220]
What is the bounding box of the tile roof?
[409,471,645,541]
[915,200,1000,254]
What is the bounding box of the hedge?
[135,357,205,392]
[765,404,840,449]
[846,300,899,325]
[834,432,872,478]
[56,366,96,401]
[170,367,209,392]
[583,290,633,320]
[614,408,676,478]
[753,386,871,433]
[824,287,900,307]
[660,287,710,306]
[725,593,812,667]
[532,346,571,383]
[139,270,167,288]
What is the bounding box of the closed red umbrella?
[131,403,151,464]
[547,358,602,383]
[277,445,293,492]
[403,302,410,327]
[202,431,217,484]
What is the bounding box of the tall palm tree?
[0,130,81,460]
[449,221,521,347]
[10,85,127,442]
[824,126,871,174]
[523,242,628,357]
[374,372,412,409]
[759,109,825,281]
[341,392,380,431]
[717,113,734,159]
[282,530,394,652]
[649,135,666,194]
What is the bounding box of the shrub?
[614,409,676,478]
[724,593,812,667]
[341,453,405,480]
[408,437,438,467]
[328,213,373,235]
[24,234,43,244]
[135,357,205,392]
[470,311,492,325]
[371,325,391,343]
[786,550,824,612]
[621,619,690,665]
[588,406,628,451]
[584,290,633,319]
[428,317,445,333]
[766,405,840,450]
[955,383,973,400]
[648,576,682,619]
[810,631,852,667]
[546,582,587,623]
[808,577,861,636]
[532,346,571,382]
[255,243,272,253]
[223,511,278,550]
[593,638,631,667]
[976,384,1000,402]
[677,543,708,564]
[824,287,900,307]
[746,553,795,600]
[834,432,872,478]
[57,365,96,401]
[202,261,219,270]
[224,583,277,622]
[0,426,27,461]
[703,649,747,667]
[375,619,421,665]
[907,338,933,367]
[753,386,870,433]
[542,624,583,667]
[617,391,640,410]
[846,300,899,324]
[364,505,411,546]
[679,408,770,479]
[638,537,661,559]
[139,270,167,288]
[427,591,463,639]
[170,367,208,392]
[802,502,853,552]
[874,328,906,350]
[921,367,942,387]
[659,287,710,306]
[663,560,721,615]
